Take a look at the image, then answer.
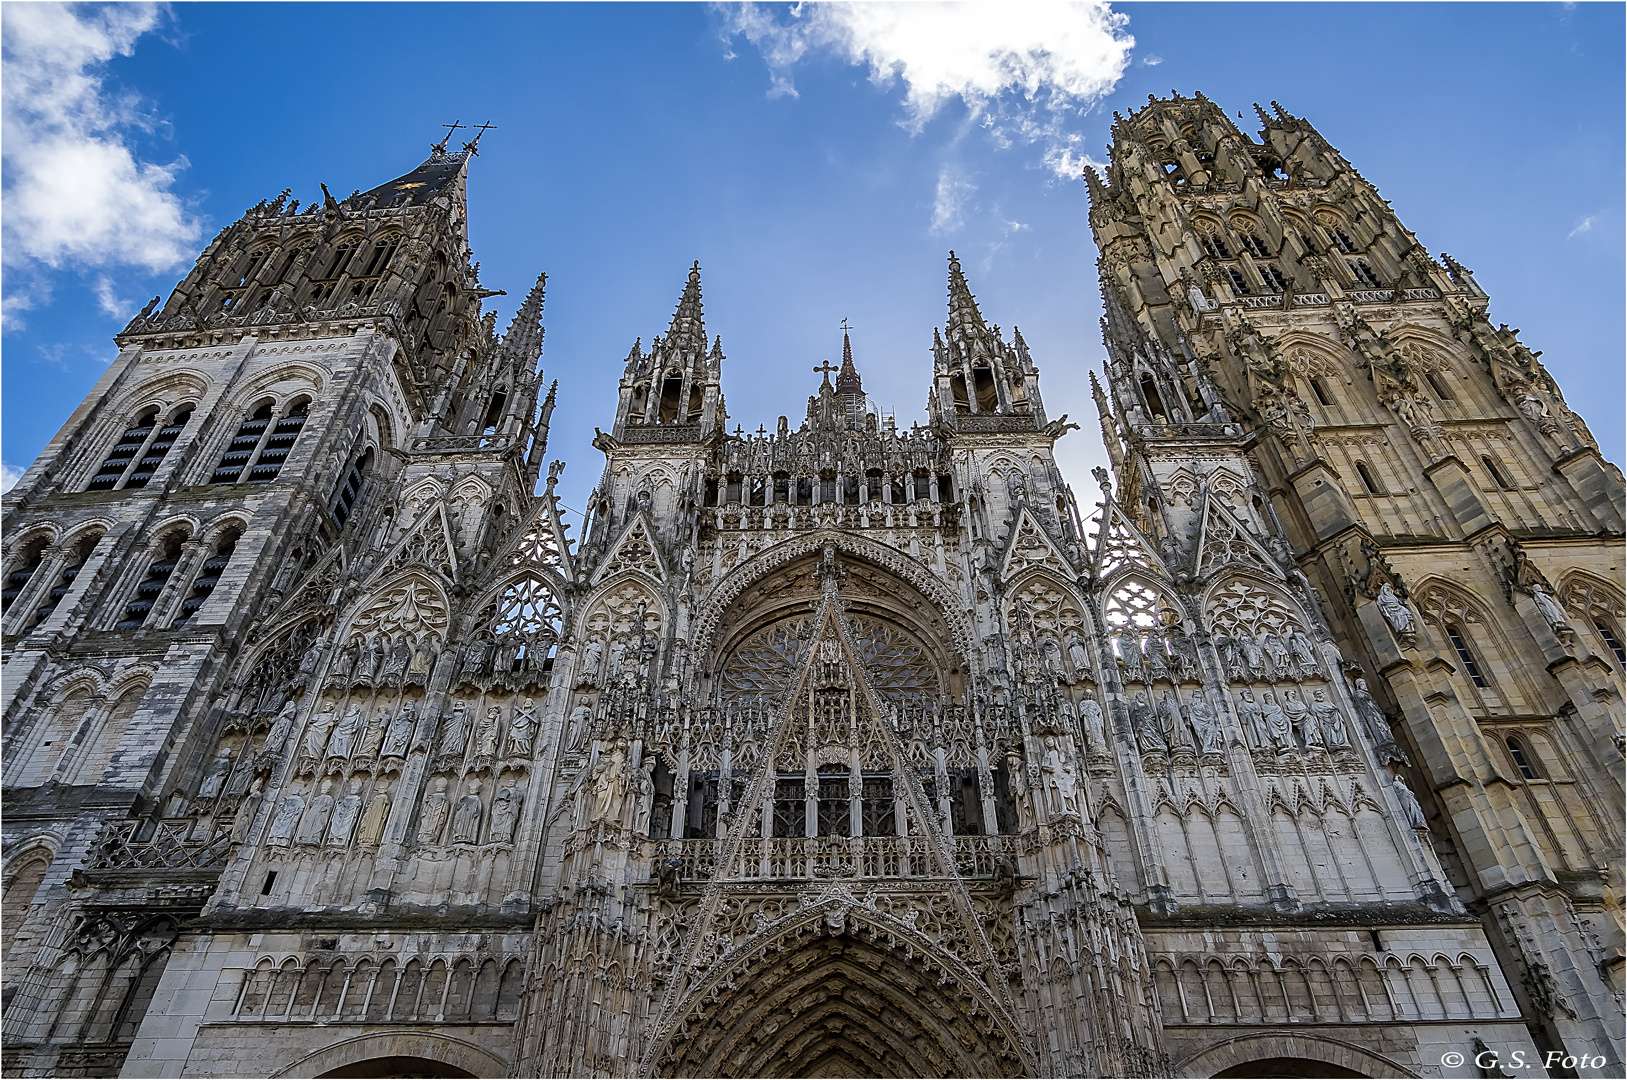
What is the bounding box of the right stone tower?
[1088,93,1625,1072]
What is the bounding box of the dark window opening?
[949,769,982,836]
[124,409,191,490]
[323,244,356,280]
[1225,266,1251,295]
[1330,228,1358,254]
[725,473,742,505]
[703,477,719,507]
[261,871,277,895]
[819,472,836,503]
[913,468,930,501]
[749,477,766,507]
[1505,736,1540,780]
[816,766,850,837]
[1594,620,1625,665]
[1260,263,1289,292]
[657,377,683,423]
[992,761,1017,835]
[30,531,100,629]
[1139,374,1169,420]
[950,374,971,413]
[1351,260,1383,289]
[841,474,859,505]
[772,777,806,838]
[1426,371,1455,402]
[1355,461,1384,495]
[685,773,720,838]
[1445,625,1489,689]
[1201,234,1230,259]
[481,390,507,434]
[890,476,906,503]
[1240,232,1271,258]
[238,251,268,287]
[118,534,187,631]
[972,366,998,411]
[687,384,704,422]
[88,411,159,491]
[937,473,955,502]
[3,538,49,614]
[209,404,275,484]
[362,239,399,277]
[795,476,813,505]
[860,775,895,837]
[865,470,883,502]
[246,401,308,482]
[1310,378,1334,407]
[332,448,374,529]
[772,472,790,504]
[1481,455,1516,490]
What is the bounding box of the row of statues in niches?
[279,692,545,780]
[1116,677,1391,760]
[256,768,528,852]
[1106,624,1328,686]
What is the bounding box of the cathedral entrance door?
[653,928,1026,1078]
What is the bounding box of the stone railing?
[1129,421,1241,440]
[88,819,233,873]
[621,424,702,445]
[653,833,1016,883]
[411,433,511,453]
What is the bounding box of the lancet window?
[116,530,188,631]
[171,527,240,627]
[29,530,102,630]
[209,398,309,484]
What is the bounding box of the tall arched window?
[117,531,188,630]
[123,407,191,490]
[1354,461,1384,495]
[1444,623,1489,689]
[2,851,51,961]
[2,535,51,614]
[1224,266,1251,296]
[1426,371,1456,402]
[1594,619,1625,666]
[87,410,157,491]
[1481,456,1516,490]
[331,449,374,528]
[171,528,240,627]
[1505,735,1541,780]
[1238,230,1271,259]
[29,530,102,630]
[209,399,309,484]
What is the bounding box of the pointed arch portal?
[654,928,1026,1079]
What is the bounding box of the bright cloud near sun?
[721,2,1134,181]
[1,2,202,324]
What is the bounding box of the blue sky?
[3,2,1622,525]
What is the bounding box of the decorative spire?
[946,251,987,336]
[501,271,547,368]
[835,322,862,395]
[664,261,705,356]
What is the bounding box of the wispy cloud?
[1567,215,1595,238]
[1,2,201,324]
[931,165,975,234]
[93,274,132,319]
[720,2,1135,180]
[1,462,23,494]
[1141,54,1163,66]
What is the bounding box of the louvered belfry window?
[210,400,308,484]
[117,534,187,630]
[88,411,158,491]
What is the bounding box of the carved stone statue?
[1006,749,1035,830]
[1117,634,1144,683]
[1066,634,1090,678]
[295,779,336,845]
[266,787,304,847]
[325,704,365,760]
[1158,690,1191,750]
[474,705,502,759]
[489,786,520,843]
[357,708,387,759]
[326,778,365,846]
[382,701,415,758]
[590,742,629,824]
[1529,582,1572,632]
[1188,690,1223,754]
[380,637,412,684]
[507,698,537,758]
[230,778,265,844]
[1235,689,1269,748]
[1039,734,1080,820]
[1352,678,1392,748]
[451,780,483,844]
[1262,632,1291,680]
[567,703,593,750]
[357,782,392,846]
[438,700,473,760]
[1130,691,1165,752]
[579,638,604,685]
[1259,692,1292,753]
[1283,689,1319,749]
[1079,694,1107,752]
[1237,630,1266,679]
[1311,689,1351,751]
[1144,635,1169,681]
[1376,582,1414,635]
[416,777,451,844]
[407,639,435,681]
[302,703,339,762]
[262,699,297,757]
[633,759,656,835]
[197,747,233,801]
[1391,773,1428,830]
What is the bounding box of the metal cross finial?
[839,317,855,334]
[432,120,465,153]
[813,360,838,381]
[463,121,497,155]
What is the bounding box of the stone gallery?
[1,95,1621,1078]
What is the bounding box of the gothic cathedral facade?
[1,98,1621,1079]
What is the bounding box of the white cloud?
[2,3,201,291]
[1567,215,1595,238]
[720,2,1134,179]
[1,462,23,494]
[93,274,132,319]
[1141,54,1163,66]
[931,166,975,233]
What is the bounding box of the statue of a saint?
[382,701,415,758]
[1117,634,1145,683]
[1310,689,1350,750]
[451,780,483,844]
[590,742,629,823]
[1130,691,1165,752]
[295,780,336,845]
[357,782,392,845]
[567,703,593,750]
[1283,689,1319,749]
[1039,735,1080,820]
[633,759,656,835]
[1529,582,1572,632]
[1260,692,1293,753]
[1158,690,1191,749]
[489,786,521,843]
[197,747,233,801]
[1352,678,1392,748]
[1079,694,1107,752]
[1235,689,1269,748]
[1262,632,1291,679]
[1376,582,1414,636]
[1391,774,1428,830]
[325,704,365,760]
[357,708,387,759]
[1188,690,1223,754]
[1066,634,1091,678]
[325,779,365,846]
[231,778,265,844]
[262,699,297,757]
[302,704,339,762]
[507,698,537,757]
[1238,630,1266,678]
[266,788,304,847]
[438,700,473,760]
[416,777,451,844]
[474,705,502,759]
[579,638,604,685]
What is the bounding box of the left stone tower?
[0,134,553,1078]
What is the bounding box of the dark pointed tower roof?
[835,330,862,395]
[946,251,988,336]
[665,262,706,355]
[357,146,472,208]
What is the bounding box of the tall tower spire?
[665,261,706,356]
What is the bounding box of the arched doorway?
[317,1058,474,1078]
[654,928,1026,1078]
[1214,1060,1366,1079]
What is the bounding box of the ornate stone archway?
[650,906,1029,1079]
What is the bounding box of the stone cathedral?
[1,96,1622,1080]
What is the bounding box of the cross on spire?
[813,359,838,386]
[431,120,465,154]
[463,121,497,155]
[839,317,855,334]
